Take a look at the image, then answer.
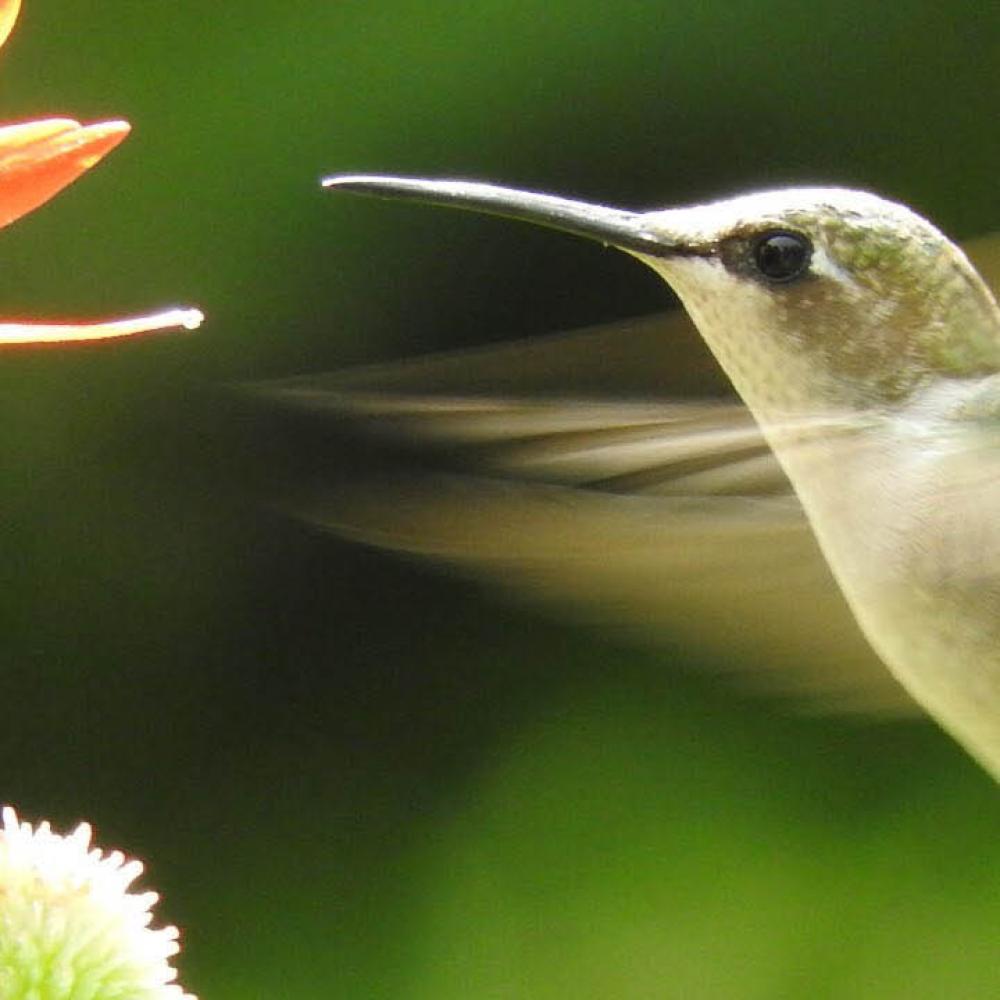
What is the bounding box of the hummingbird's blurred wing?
[261,235,1000,715]
[261,309,916,716]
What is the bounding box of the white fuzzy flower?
[0,806,194,1000]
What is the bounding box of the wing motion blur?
[257,234,1000,716]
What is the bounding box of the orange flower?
[0,0,202,344]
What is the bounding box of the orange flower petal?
[0,4,205,347]
[0,0,20,51]
[0,118,131,229]
[0,118,81,151]
[0,308,204,345]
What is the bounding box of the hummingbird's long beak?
[322,175,692,258]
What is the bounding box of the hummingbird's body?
[315,175,1000,779]
[636,189,1000,775]
[755,387,1000,776]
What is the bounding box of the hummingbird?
[280,174,1000,780]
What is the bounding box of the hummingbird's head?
[322,175,1000,414]
[634,188,1000,412]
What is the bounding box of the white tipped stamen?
[0,805,195,999]
[0,306,205,344]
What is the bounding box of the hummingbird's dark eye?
[751,230,812,283]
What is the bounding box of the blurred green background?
[0,1,998,997]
